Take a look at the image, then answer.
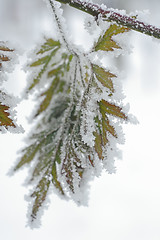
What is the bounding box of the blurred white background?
[0,0,160,239]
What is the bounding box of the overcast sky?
[0,0,160,239]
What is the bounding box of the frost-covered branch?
[48,0,87,88]
[56,0,160,39]
[12,0,136,225]
[48,0,71,51]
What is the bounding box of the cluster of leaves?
[0,44,16,131]
[13,23,129,223]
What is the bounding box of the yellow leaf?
[0,55,10,62]
[0,45,14,52]
[95,24,128,52]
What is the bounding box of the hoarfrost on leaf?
[0,42,22,132]
[12,0,134,226]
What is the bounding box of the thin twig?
[48,0,71,51]
[56,0,160,39]
[48,0,87,89]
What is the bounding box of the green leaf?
[95,24,128,52]
[14,142,42,171]
[48,97,69,120]
[30,170,51,221]
[102,115,117,139]
[93,64,115,92]
[47,65,62,78]
[29,48,59,90]
[35,77,60,116]
[30,55,50,67]
[37,38,60,54]
[94,99,127,158]
[52,162,64,194]
[62,157,74,192]
[14,26,130,224]
[94,131,103,159]
[100,100,127,120]
[28,38,73,119]
[30,159,64,221]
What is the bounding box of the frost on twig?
[13,1,133,226]
[56,0,160,39]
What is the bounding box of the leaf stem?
[48,0,72,52]
[55,0,160,39]
[48,0,87,89]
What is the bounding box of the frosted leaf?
[12,3,134,226]
[0,42,23,133]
